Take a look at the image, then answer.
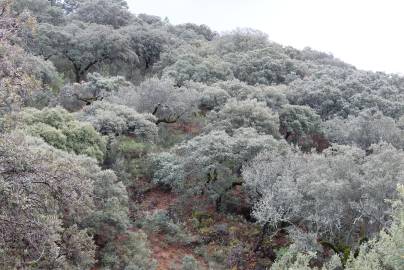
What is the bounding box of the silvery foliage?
[107,77,200,123]
[0,132,95,268]
[287,71,404,120]
[184,81,230,111]
[208,28,269,55]
[271,244,342,270]
[324,109,404,150]
[162,53,234,86]
[72,0,133,29]
[344,184,404,270]
[153,128,288,197]
[205,98,280,137]
[243,143,404,244]
[35,20,138,82]
[58,73,131,112]
[272,185,404,270]
[76,101,158,141]
[212,79,288,111]
[223,47,307,85]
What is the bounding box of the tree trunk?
[74,67,81,83]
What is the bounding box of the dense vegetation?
[0,0,403,269]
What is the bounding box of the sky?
[126,0,404,74]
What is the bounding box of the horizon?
[127,0,404,75]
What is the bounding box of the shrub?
[4,106,106,161]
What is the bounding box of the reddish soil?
[137,188,208,269]
[149,233,208,270]
[140,188,178,212]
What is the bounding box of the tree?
[153,128,287,208]
[243,143,404,248]
[109,77,200,124]
[12,0,65,25]
[72,0,133,29]
[209,28,269,55]
[120,23,169,74]
[212,80,288,111]
[270,185,404,270]
[344,185,404,270]
[162,53,234,86]
[0,130,130,269]
[57,72,130,111]
[287,71,404,120]
[35,20,137,82]
[0,132,96,269]
[324,109,404,150]
[52,0,82,14]
[279,104,325,150]
[1,0,28,40]
[181,255,201,270]
[1,1,60,114]
[185,81,230,111]
[206,98,280,137]
[77,101,158,141]
[0,43,55,114]
[213,79,259,100]
[224,47,307,85]
[170,23,217,42]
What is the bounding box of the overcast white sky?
[127,0,404,74]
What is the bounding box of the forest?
[0,0,403,269]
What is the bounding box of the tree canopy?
[2,0,404,269]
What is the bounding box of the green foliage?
[280,105,322,138]
[73,0,133,28]
[162,54,234,86]
[209,28,269,55]
[287,72,404,120]
[0,132,97,269]
[100,230,157,270]
[153,128,288,205]
[185,81,230,111]
[5,106,106,161]
[0,41,61,114]
[12,0,65,25]
[140,210,193,245]
[206,98,280,136]
[224,47,307,85]
[279,104,324,149]
[34,20,137,82]
[107,136,155,185]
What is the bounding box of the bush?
[181,255,200,270]
[4,107,106,161]
[140,210,193,245]
[100,231,157,270]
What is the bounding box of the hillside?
[0,1,403,269]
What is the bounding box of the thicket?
[0,0,403,269]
